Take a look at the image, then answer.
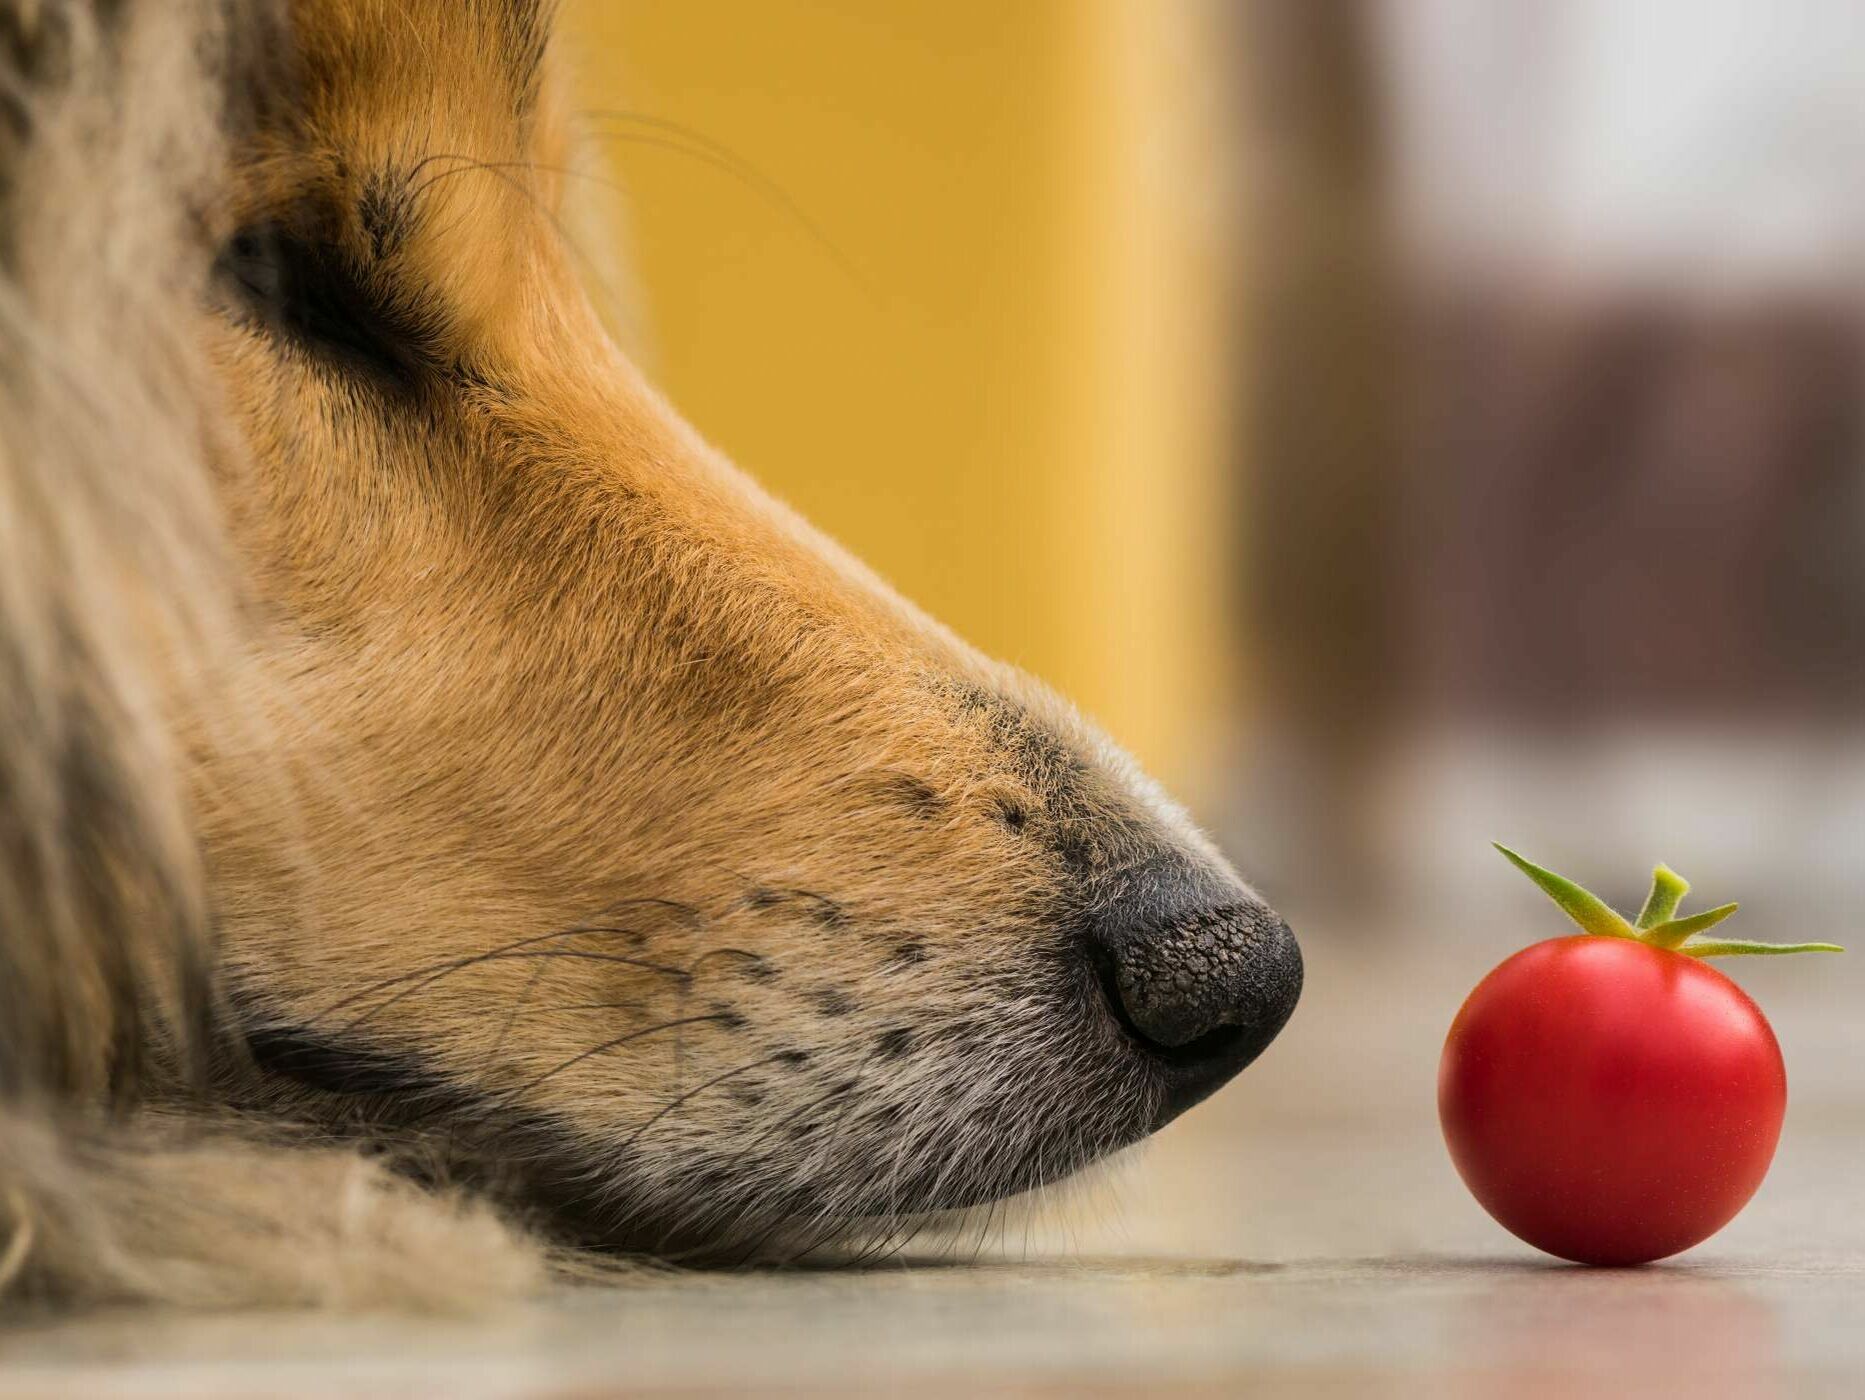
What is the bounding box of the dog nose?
[1089,866,1303,1122]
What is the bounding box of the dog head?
[193,0,1300,1255]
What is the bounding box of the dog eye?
[216,223,421,384]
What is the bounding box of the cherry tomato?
[1438,848,1840,1266]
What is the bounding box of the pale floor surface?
[3,933,1861,1397]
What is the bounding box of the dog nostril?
[1095,962,1250,1066]
[1111,905,1299,1052]
[1089,877,1303,1121]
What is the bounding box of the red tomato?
[1439,935,1785,1265]
[1439,847,1840,1266]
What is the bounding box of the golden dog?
[0,0,1299,1307]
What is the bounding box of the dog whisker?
[619,1051,794,1155]
[510,999,645,1017]
[321,930,690,1031]
[504,1013,738,1101]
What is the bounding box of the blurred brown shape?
[1416,295,1865,725]
[1239,0,1403,909]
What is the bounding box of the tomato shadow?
[1431,1254,1782,1390]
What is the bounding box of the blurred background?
[561,0,1863,1264]
[565,0,1865,935]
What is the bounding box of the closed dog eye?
[214,220,436,387]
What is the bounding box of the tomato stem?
[1677,938,1845,958]
[1642,903,1739,949]
[1493,845,1845,958]
[1635,865,1689,929]
[1493,846,1636,940]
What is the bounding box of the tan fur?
[1,0,1264,1308]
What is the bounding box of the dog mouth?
[236,982,1167,1260]
[230,869,1298,1260]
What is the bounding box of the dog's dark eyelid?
[216,223,423,385]
[222,230,285,304]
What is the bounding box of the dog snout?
[1088,867,1303,1123]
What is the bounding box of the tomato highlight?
[1437,847,1842,1266]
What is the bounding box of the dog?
[0,0,1300,1308]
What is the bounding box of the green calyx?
[1493,844,1844,959]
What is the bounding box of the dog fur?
[0,0,1277,1309]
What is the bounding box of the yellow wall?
[563,1,1239,797]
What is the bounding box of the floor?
[4,930,1861,1397]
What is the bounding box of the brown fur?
[1,0,1271,1308]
